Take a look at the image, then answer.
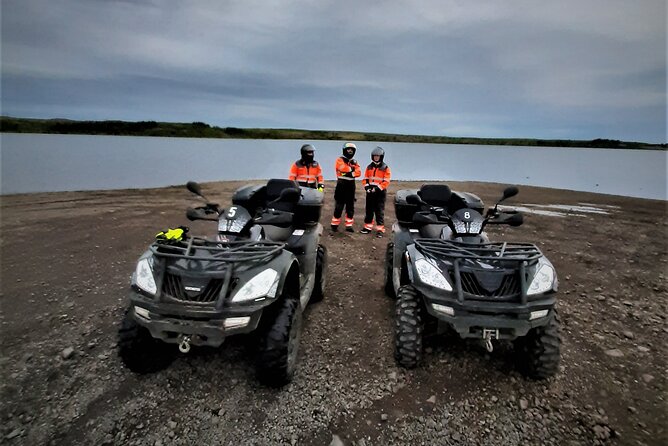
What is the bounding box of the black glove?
[365,184,373,193]
[342,171,354,178]
[373,185,382,193]
[349,159,358,166]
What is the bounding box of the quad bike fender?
[390,223,419,295]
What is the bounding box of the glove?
[156,225,189,242]
[341,171,354,178]
[349,159,358,166]
[374,185,382,193]
[364,184,373,193]
[317,185,324,192]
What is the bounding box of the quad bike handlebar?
[406,186,524,229]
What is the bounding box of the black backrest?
[265,179,300,212]
[418,184,452,208]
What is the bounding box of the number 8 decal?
[464,211,470,219]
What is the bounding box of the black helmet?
[300,144,315,163]
[342,142,357,159]
[371,146,384,165]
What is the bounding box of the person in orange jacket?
[330,142,361,232]
[289,144,324,190]
[361,146,391,237]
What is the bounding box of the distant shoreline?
[1,116,665,150]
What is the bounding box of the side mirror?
[502,186,519,201]
[187,181,203,197]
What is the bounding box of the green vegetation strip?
[1,116,664,149]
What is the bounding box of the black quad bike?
[385,184,561,379]
[117,179,327,386]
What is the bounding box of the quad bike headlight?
[415,258,453,292]
[527,256,557,296]
[231,268,280,303]
[135,258,157,295]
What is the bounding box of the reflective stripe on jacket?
[362,163,391,190]
[335,157,361,181]
[289,160,323,186]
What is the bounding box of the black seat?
[418,184,452,208]
[265,179,300,212]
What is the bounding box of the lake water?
[1,133,666,200]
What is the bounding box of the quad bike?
[386,184,561,379]
[117,179,327,386]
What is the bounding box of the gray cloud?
[2,0,666,142]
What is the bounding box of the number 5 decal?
[227,207,237,218]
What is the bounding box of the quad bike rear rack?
[414,239,544,304]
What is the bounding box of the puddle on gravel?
[499,203,617,218]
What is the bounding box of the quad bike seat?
[259,179,300,241]
[265,179,301,213]
[417,184,452,209]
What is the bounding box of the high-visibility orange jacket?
[362,162,391,190]
[289,160,323,188]
[335,157,361,181]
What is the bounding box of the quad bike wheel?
[384,242,395,298]
[257,296,303,387]
[514,309,562,379]
[394,285,424,368]
[310,244,327,302]
[118,307,175,374]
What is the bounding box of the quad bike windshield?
[413,238,550,304]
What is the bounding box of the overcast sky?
[2,0,666,143]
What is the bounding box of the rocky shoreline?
[1,180,665,445]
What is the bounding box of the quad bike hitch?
[482,329,499,353]
[178,335,192,353]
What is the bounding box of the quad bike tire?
[257,296,303,387]
[384,242,395,298]
[514,309,562,379]
[118,307,175,374]
[310,244,327,302]
[394,285,424,368]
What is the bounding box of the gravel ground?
[0,180,666,445]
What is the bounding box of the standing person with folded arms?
[330,143,361,232]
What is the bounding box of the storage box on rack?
[295,187,323,226]
[394,189,420,225]
[232,182,323,227]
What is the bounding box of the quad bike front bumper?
[418,286,557,340]
[129,291,269,348]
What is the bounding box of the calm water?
[1,133,666,200]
